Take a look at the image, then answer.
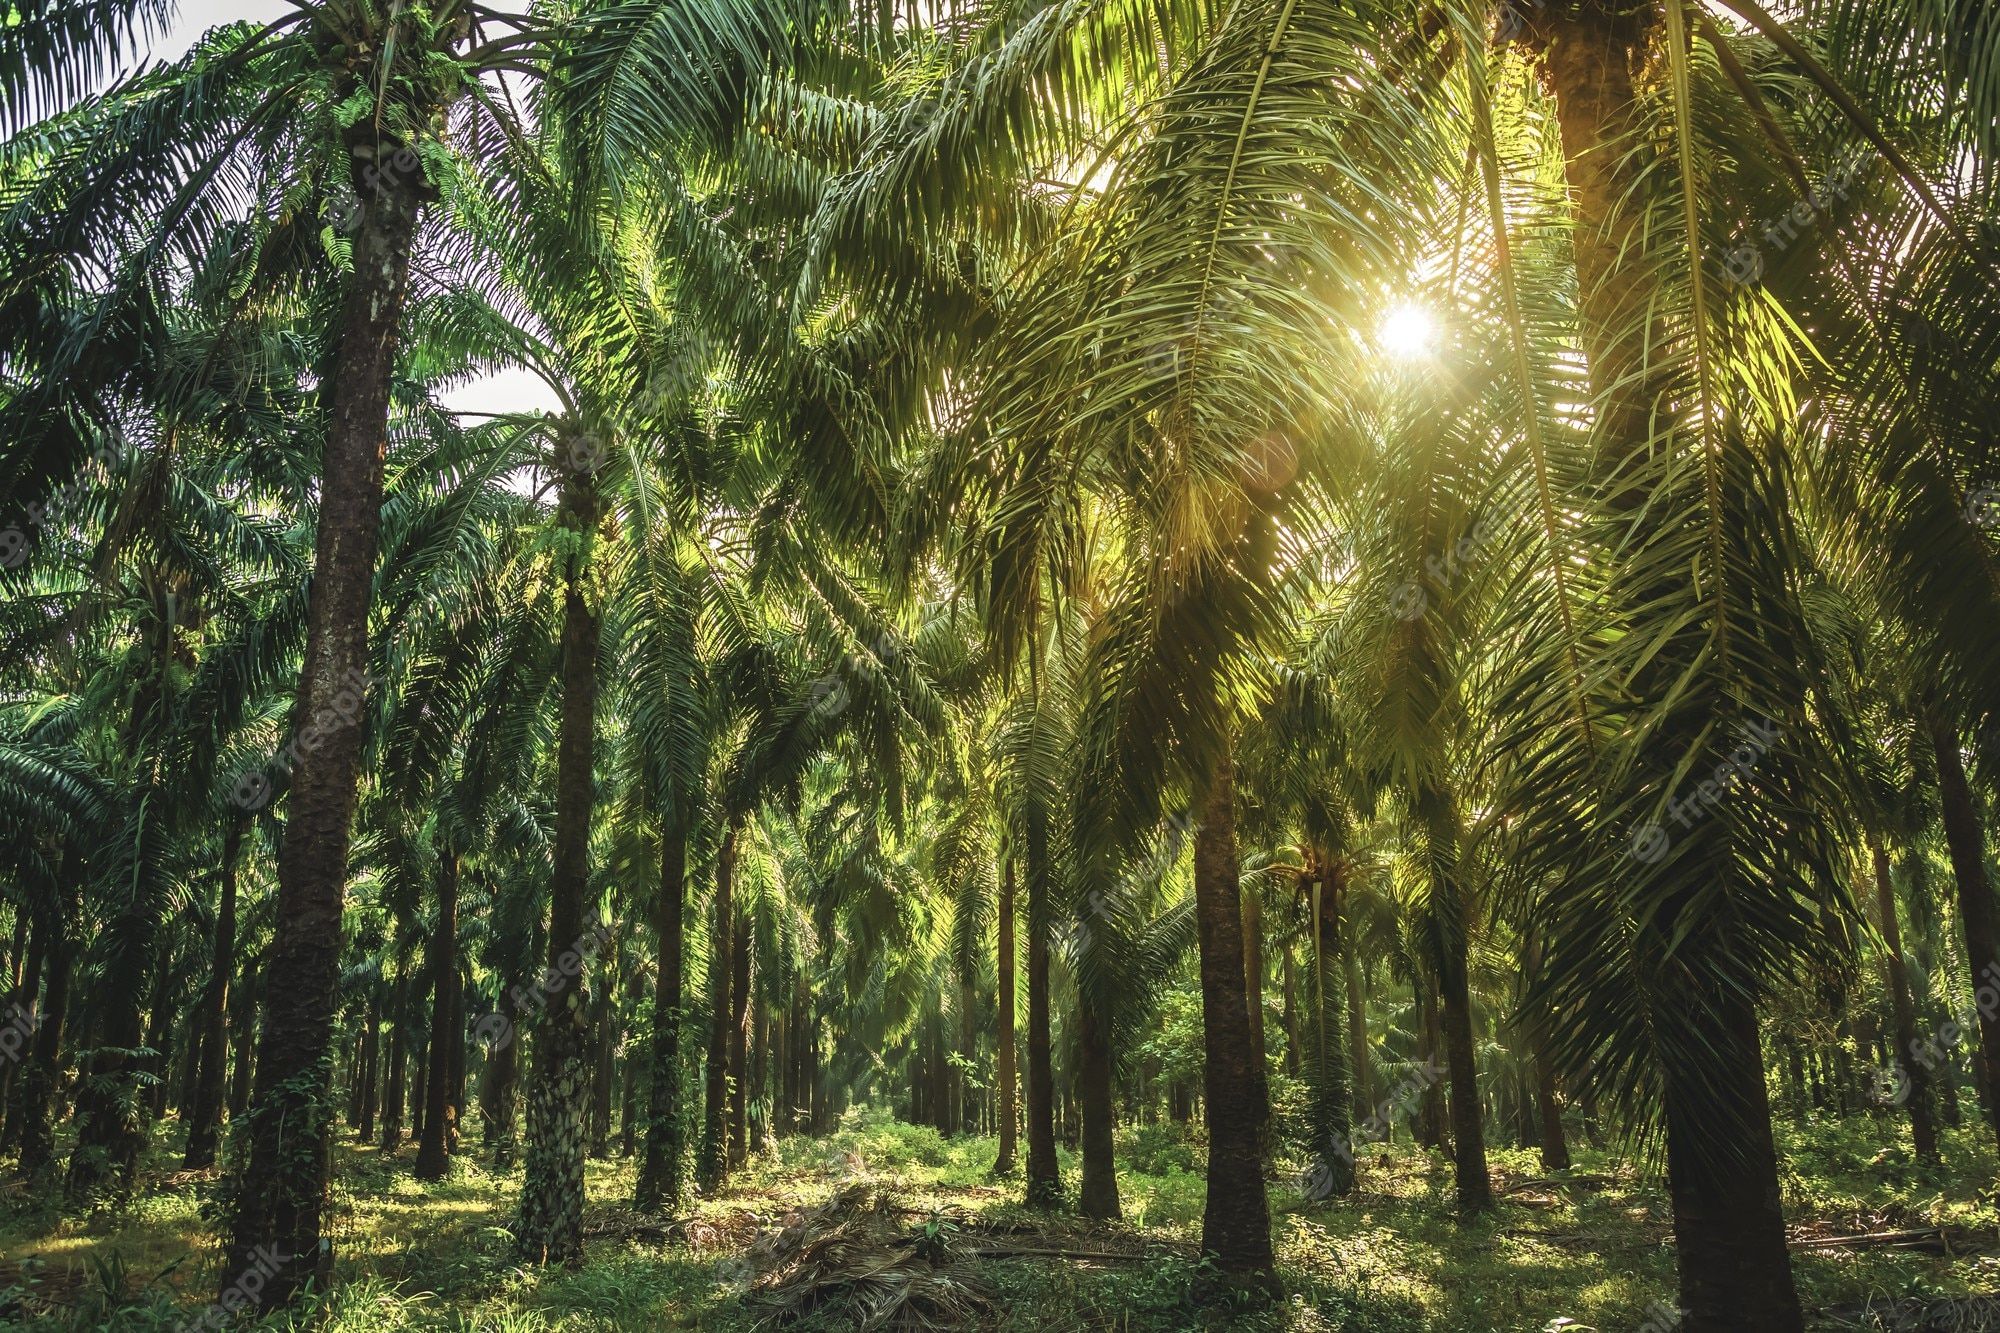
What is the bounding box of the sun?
[1376,302,1438,360]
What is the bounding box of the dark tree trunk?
[1663,989,1802,1333]
[515,450,603,1266]
[1871,839,1938,1160]
[1077,988,1121,1219]
[229,955,256,1119]
[700,824,738,1189]
[16,894,71,1181]
[412,1038,430,1142]
[1422,795,1491,1215]
[185,821,243,1169]
[958,972,977,1138]
[590,966,615,1160]
[143,937,175,1119]
[1192,748,1274,1277]
[1345,934,1371,1119]
[636,823,687,1211]
[220,135,427,1314]
[1927,705,2000,1142]
[1303,868,1354,1200]
[381,971,407,1153]
[1023,807,1061,1208]
[416,853,461,1180]
[1241,886,1267,1077]
[482,989,521,1167]
[728,908,750,1166]
[1416,988,1445,1150]
[1280,941,1301,1077]
[751,978,770,1152]
[0,906,43,1154]
[357,989,380,1146]
[993,857,1018,1176]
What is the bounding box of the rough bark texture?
[1076,989,1121,1219]
[1871,838,1938,1161]
[1662,988,1803,1333]
[993,857,1019,1176]
[220,137,425,1313]
[514,455,602,1266]
[184,821,243,1169]
[15,895,70,1181]
[1928,705,2000,1142]
[1022,807,1061,1208]
[636,824,687,1212]
[415,853,461,1180]
[1192,748,1274,1276]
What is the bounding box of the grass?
[0,1110,1992,1330]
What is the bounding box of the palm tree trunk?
[637,823,687,1211]
[229,954,256,1119]
[1870,837,1938,1160]
[1927,704,2000,1142]
[0,908,43,1155]
[993,856,1018,1175]
[1192,747,1274,1277]
[1241,886,1267,1077]
[1344,929,1371,1119]
[16,892,71,1181]
[701,824,739,1188]
[728,908,750,1166]
[1023,806,1061,1208]
[514,453,603,1265]
[381,969,408,1152]
[483,989,521,1167]
[221,142,426,1313]
[1077,986,1121,1219]
[1303,868,1354,1199]
[184,821,243,1169]
[1662,987,1802,1333]
[416,852,461,1180]
[357,989,380,1146]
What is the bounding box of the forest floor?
[0,1111,1995,1331]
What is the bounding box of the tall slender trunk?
[1023,806,1061,1208]
[229,955,256,1118]
[1870,837,1938,1160]
[1241,886,1267,1078]
[1927,705,2000,1142]
[958,971,977,1137]
[16,890,71,1181]
[482,988,521,1166]
[1076,986,1120,1219]
[381,970,408,1152]
[357,989,380,1145]
[993,857,1018,1175]
[1192,747,1274,1276]
[1416,988,1445,1150]
[700,824,738,1189]
[1343,907,1372,1119]
[185,821,243,1169]
[515,450,603,1265]
[1422,794,1490,1214]
[590,959,616,1159]
[728,908,750,1166]
[0,907,43,1154]
[636,823,687,1212]
[1280,942,1301,1077]
[143,938,175,1119]
[751,977,770,1152]
[221,130,427,1313]
[1303,868,1354,1199]
[416,852,461,1180]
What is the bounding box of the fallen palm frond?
[743,1183,995,1331]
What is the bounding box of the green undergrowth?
[0,1109,1992,1331]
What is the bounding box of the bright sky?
[155,4,562,422]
